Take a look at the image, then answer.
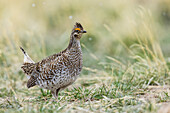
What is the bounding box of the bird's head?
[71,22,87,39]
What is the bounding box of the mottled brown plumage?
[20,22,86,99]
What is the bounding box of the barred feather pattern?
[34,43,83,91]
[21,63,35,75]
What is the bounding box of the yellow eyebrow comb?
[75,28,81,31]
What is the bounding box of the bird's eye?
[75,30,79,32]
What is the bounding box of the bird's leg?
[51,88,60,99]
[55,88,60,98]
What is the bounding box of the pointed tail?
[20,46,26,55]
[20,46,35,63]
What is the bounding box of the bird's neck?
[67,36,81,50]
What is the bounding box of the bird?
[20,22,87,99]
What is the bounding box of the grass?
[0,0,170,112]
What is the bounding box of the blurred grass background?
[0,0,170,112]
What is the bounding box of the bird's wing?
[21,52,71,88]
[35,53,71,78]
[27,76,37,88]
[21,63,37,88]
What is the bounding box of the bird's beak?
[82,30,87,33]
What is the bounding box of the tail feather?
[21,63,35,75]
[20,46,26,54]
[20,46,34,63]
[20,46,37,88]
